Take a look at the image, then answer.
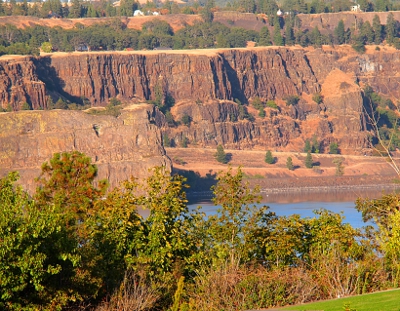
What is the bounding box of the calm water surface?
[188,188,398,228]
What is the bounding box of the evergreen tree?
[361,20,374,44]
[215,144,228,164]
[375,0,389,11]
[352,34,366,53]
[386,13,396,45]
[305,152,313,168]
[311,26,321,47]
[329,142,339,154]
[259,26,272,46]
[265,150,275,164]
[285,20,294,45]
[312,135,320,153]
[334,20,345,44]
[69,0,82,18]
[286,156,294,170]
[304,139,312,153]
[273,17,284,46]
[373,14,383,44]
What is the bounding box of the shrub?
[266,100,278,109]
[265,150,275,164]
[214,144,228,164]
[285,95,300,106]
[312,93,323,104]
[286,157,294,170]
[181,114,191,126]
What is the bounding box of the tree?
[329,142,339,154]
[304,139,312,153]
[334,19,345,44]
[265,150,275,164]
[312,135,320,153]
[286,156,294,170]
[373,14,383,44]
[273,16,284,46]
[214,144,228,164]
[259,26,271,46]
[305,152,313,168]
[360,20,374,44]
[208,166,269,265]
[0,172,100,310]
[34,151,108,221]
[386,13,396,45]
[332,157,344,176]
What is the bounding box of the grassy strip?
[280,289,400,311]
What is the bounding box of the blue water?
[189,201,364,227]
[188,188,396,228]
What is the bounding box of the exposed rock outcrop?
[2,46,399,155]
[0,104,171,191]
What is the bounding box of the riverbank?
[167,147,400,194]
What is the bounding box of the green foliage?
[266,100,278,109]
[214,144,228,164]
[286,156,294,170]
[312,93,323,104]
[258,107,266,117]
[334,20,346,44]
[305,152,313,168]
[209,166,269,264]
[251,97,265,110]
[180,135,189,148]
[181,113,191,126]
[40,41,52,53]
[265,150,275,164]
[20,102,31,110]
[304,139,312,153]
[0,172,93,310]
[285,95,300,106]
[333,157,344,176]
[329,142,339,154]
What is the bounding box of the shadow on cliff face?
[33,56,84,105]
[222,58,247,104]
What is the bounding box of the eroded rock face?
[1,46,397,155]
[0,104,171,191]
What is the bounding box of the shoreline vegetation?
[3,151,400,310]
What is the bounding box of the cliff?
[1,46,400,153]
[0,104,171,191]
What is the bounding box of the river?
[188,187,399,228]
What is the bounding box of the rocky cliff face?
[0,104,171,191]
[1,46,399,154]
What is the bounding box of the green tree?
[361,20,374,44]
[332,157,344,176]
[312,93,323,104]
[41,41,52,53]
[34,151,108,221]
[286,156,294,170]
[214,144,228,164]
[265,150,275,164]
[334,19,345,44]
[329,142,339,154]
[273,16,284,46]
[305,151,313,168]
[208,166,269,265]
[312,135,319,153]
[0,172,92,310]
[373,14,383,44]
[304,139,312,153]
[259,26,271,46]
[386,13,396,45]
[181,113,191,126]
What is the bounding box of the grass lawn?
[280,289,400,311]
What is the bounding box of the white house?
[133,10,144,16]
